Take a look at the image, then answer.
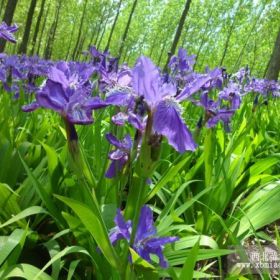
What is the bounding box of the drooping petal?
[105,91,130,106]
[106,133,122,148]
[105,157,127,178]
[147,246,168,268]
[127,113,145,131]
[146,236,179,248]
[153,99,197,152]
[84,96,107,109]
[177,68,222,101]
[21,102,40,112]
[177,75,212,101]
[66,105,93,124]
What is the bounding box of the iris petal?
[153,100,197,152]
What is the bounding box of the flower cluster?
[0,43,279,178]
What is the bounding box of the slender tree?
[219,0,243,66]
[105,0,123,51]
[157,42,168,66]
[232,2,266,71]
[97,11,111,50]
[65,18,77,60]
[0,0,6,18]
[265,25,280,80]
[193,5,215,70]
[44,0,62,59]
[0,0,18,52]
[92,2,111,48]
[72,0,88,60]
[164,0,192,71]
[30,0,46,55]
[118,0,138,58]
[88,22,98,48]
[18,0,37,54]
[36,2,50,56]
[77,35,86,60]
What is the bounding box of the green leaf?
[0,183,21,222]
[67,260,81,280]
[204,128,215,188]
[34,246,92,280]
[18,153,64,226]
[179,238,200,280]
[0,229,28,267]
[0,264,53,280]
[145,154,192,202]
[0,206,47,229]
[55,195,121,271]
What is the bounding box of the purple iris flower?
[0,22,18,43]
[105,133,132,178]
[109,205,178,268]
[22,61,106,124]
[244,78,280,96]
[176,68,222,101]
[218,82,241,110]
[199,91,235,128]
[168,48,196,73]
[132,56,197,153]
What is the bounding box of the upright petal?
[48,66,69,89]
[153,100,197,152]
[135,205,156,243]
[132,56,161,108]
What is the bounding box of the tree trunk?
[122,45,129,62]
[250,38,257,74]
[0,0,6,18]
[65,19,77,60]
[118,0,138,58]
[157,43,167,66]
[181,23,190,48]
[72,0,88,60]
[232,4,265,72]
[164,0,192,71]
[0,0,18,52]
[36,2,50,56]
[219,0,243,66]
[149,36,157,58]
[18,0,37,54]
[105,0,123,51]
[44,0,62,59]
[30,0,46,56]
[193,6,214,70]
[88,23,98,48]
[97,14,110,50]
[77,35,86,60]
[265,25,280,80]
